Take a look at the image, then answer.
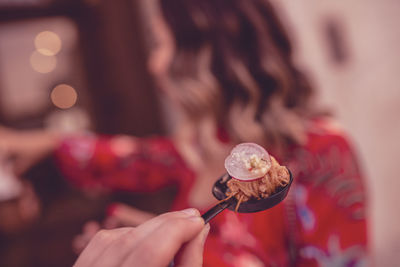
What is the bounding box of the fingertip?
[202,223,210,243]
[188,215,205,225]
[166,216,204,240]
[173,221,210,267]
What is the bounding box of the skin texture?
[73,209,209,267]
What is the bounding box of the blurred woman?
[0,0,368,265]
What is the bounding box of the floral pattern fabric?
[55,119,368,266]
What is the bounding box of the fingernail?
[204,223,210,234]
[181,208,200,216]
[201,224,210,245]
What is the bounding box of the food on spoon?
[224,143,290,211]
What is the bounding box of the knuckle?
[116,234,135,248]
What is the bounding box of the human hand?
[73,208,209,267]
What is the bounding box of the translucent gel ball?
[224,143,272,181]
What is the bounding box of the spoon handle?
[201,197,236,224]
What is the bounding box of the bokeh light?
[50,84,78,109]
[29,50,57,73]
[34,31,62,56]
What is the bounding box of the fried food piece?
[226,156,290,211]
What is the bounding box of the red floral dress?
[55,119,368,266]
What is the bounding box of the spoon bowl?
[201,168,293,223]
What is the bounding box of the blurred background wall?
[0,0,399,266]
[0,1,169,266]
[272,0,400,266]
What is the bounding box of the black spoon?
[201,168,293,223]
[170,170,293,267]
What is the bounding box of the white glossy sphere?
[224,143,271,181]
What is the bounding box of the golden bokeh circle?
[34,31,62,56]
[50,84,78,109]
[30,51,57,73]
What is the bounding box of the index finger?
[89,209,203,267]
[121,213,205,267]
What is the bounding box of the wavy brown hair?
[159,0,315,151]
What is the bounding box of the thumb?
[175,223,210,267]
